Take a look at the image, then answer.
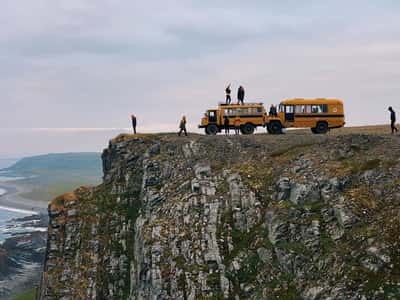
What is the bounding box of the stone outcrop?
[38,133,400,299]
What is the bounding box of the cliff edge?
[38,132,400,299]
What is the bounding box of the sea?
[0,159,45,244]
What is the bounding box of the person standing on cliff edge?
[224,115,230,135]
[389,107,398,134]
[131,114,137,134]
[178,116,187,136]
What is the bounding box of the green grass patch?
[344,158,381,174]
[276,242,307,255]
[12,288,35,300]
[236,251,261,283]
[358,159,381,172]
[320,232,336,254]
[270,142,315,158]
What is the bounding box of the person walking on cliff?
[224,115,230,135]
[225,84,231,104]
[389,106,398,134]
[237,86,245,105]
[131,114,137,134]
[178,116,188,136]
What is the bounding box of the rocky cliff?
[38,133,400,299]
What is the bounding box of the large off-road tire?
[206,124,218,135]
[269,122,282,134]
[241,123,255,135]
[266,124,272,134]
[315,121,329,134]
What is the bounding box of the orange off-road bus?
[199,103,267,135]
[266,98,345,134]
[199,98,345,135]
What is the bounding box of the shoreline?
[0,182,48,214]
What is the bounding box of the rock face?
[38,133,400,299]
[0,214,47,299]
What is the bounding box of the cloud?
[1,1,400,155]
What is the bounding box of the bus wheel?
[315,122,328,134]
[269,122,282,134]
[266,124,272,134]
[241,123,255,135]
[206,124,218,135]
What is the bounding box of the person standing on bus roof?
[225,84,231,104]
[224,115,230,135]
[237,86,245,105]
[389,106,398,134]
[131,114,137,134]
[178,115,188,136]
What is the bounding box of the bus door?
[285,105,295,122]
[208,110,217,123]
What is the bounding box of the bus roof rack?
[218,102,264,106]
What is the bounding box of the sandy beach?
[0,182,48,214]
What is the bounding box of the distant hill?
[2,153,102,202]
[0,158,20,170]
[5,153,102,178]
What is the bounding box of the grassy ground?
[284,124,394,135]
[12,288,35,300]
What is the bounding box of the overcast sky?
[1,0,400,156]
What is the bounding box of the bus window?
[311,105,328,113]
[225,109,232,116]
[208,111,217,122]
[249,107,262,114]
[311,105,321,113]
[285,105,294,113]
[242,108,250,115]
[295,105,306,113]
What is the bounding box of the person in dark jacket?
[237,86,245,105]
[234,116,241,135]
[178,116,187,136]
[225,84,231,104]
[269,105,277,117]
[389,106,398,134]
[131,114,137,134]
[224,115,230,135]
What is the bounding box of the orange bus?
[199,103,267,135]
[266,98,345,134]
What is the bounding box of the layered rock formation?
[38,133,400,299]
[0,214,47,299]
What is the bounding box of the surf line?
[0,205,39,215]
